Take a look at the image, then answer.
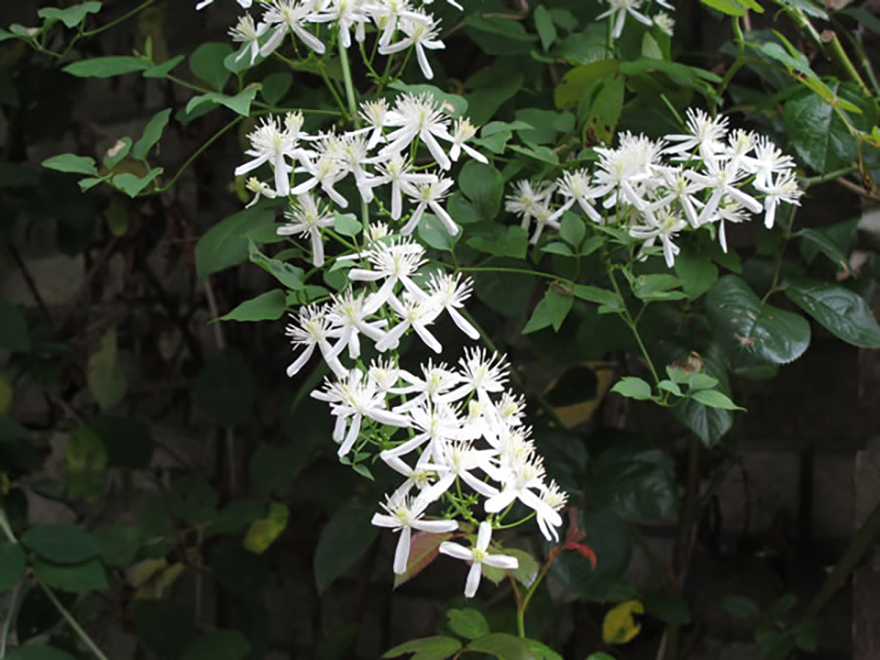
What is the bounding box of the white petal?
[393,526,412,574]
[464,562,482,598]
[439,541,473,562]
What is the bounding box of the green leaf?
[632,274,686,301]
[41,154,98,175]
[249,241,305,290]
[587,74,625,145]
[0,543,26,592]
[143,54,185,78]
[447,608,490,640]
[690,389,745,410]
[418,213,458,252]
[645,592,692,625]
[572,284,622,311]
[195,207,275,279]
[0,301,30,352]
[590,444,678,523]
[243,502,289,554]
[333,212,362,237]
[249,442,302,493]
[132,108,172,161]
[169,476,219,526]
[183,630,251,660]
[96,524,142,567]
[466,633,533,660]
[261,72,293,106]
[525,639,563,660]
[586,654,616,660]
[39,2,102,28]
[523,287,573,334]
[384,637,461,659]
[610,377,653,401]
[63,56,150,78]
[534,5,557,51]
[113,168,163,197]
[65,425,108,499]
[706,275,810,366]
[189,43,234,91]
[721,595,761,618]
[394,530,454,588]
[32,558,108,593]
[560,213,585,248]
[314,499,379,594]
[102,137,131,168]
[7,646,76,660]
[219,289,287,322]
[186,86,260,117]
[783,81,871,173]
[554,59,619,110]
[784,277,880,348]
[467,226,528,259]
[194,350,256,426]
[87,328,126,410]
[541,242,574,257]
[22,524,99,564]
[211,499,265,536]
[459,161,503,221]
[674,248,719,299]
[671,345,735,446]
[797,227,851,272]
[505,548,541,588]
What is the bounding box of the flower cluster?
[282,227,566,595]
[505,109,803,267]
[598,0,676,39]
[236,93,487,266]
[226,0,458,79]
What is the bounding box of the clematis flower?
[284,305,345,378]
[401,176,458,237]
[755,171,802,229]
[361,154,436,220]
[326,291,388,360]
[439,522,519,598]
[426,273,479,340]
[551,169,604,225]
[348,237,428,314]
[310,0,369,49]
[375,293,443,354]
[260,0,326,57]
[444,118,488,164]
[597,0,653,39]
[229,14,268,65]
[197,0,252,9]
[277,193,336,267]
[484,455,563,534]
[372,494,458,574]
[380,93,453,170]
[630,208,688,268]
[378,12,445,80]
[234,115,304,196]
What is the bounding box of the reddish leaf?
[393,531,454,588]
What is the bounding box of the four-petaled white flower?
[378,12,445,80]
[439,522,519,598]
[372,494,459,574]
[261,0,327,57]
[229,14,267,65]
[277,193,336,267]
[597,0,653,39]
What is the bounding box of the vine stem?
[516,547,561,638]
[0,508,109,660]
[0,583,20,658]
[338,39,370,231]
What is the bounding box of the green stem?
[821,29,871,97]
[82,0,155,38]
[605,263,661,386]
[339,40,371,232]
[802,165,858,189]
[0,508,109,660]
[767,501,880,660]
[516,548,560,638]
[318,65,349,120]
[0,583,20,659]
[716,17,745,106]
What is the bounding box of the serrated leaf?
[706,275,810,366]
[784,277,880,348]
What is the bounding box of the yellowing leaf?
[243,502,289,554]
[602,599,645,645]
[129,558,167,589]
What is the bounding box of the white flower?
[359,98,391,149]
[712,199,750,253]
[234,115,303,196]
[654,11,675,36]
[551,169,603,225]
[384,452,438,501]
[505,180,556,233]
[365,0,426,48]
[443,348,508,406]
[229,14,268,65]
[724,129,759,172]
[536,481,568,542]
[260,0,326,58]
[244,177,278,208]
[381,400,474,461]
[362,154,436,220]
[348,237,428,314]
[485,455,563,533]
[438,522,519,598]
[285,305,345,378]
[393,360,459,413]
[444,118,487,164]
[755,171,802,229]
[664,108,729,162]
[630,208,688,268]
[401,176,458,236]
[372,494,458,574]
[597,0,653,39]
[593,132,663,210]
[686,159,762,225]
[420,440,500,503]
[381,93,453,170]
[312,369,410,457]
[648,167,706,227]
[528,204,561,245]
[743,137,796,187]
[325,290,388,360]
[197,0,253,9]
[327,132,373,201]
[378,12,445,80]
[277,193,336,267]
[291,148,350,208]
[311,0,369,49]
[375,292,443,354]
[426,272,479,340]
